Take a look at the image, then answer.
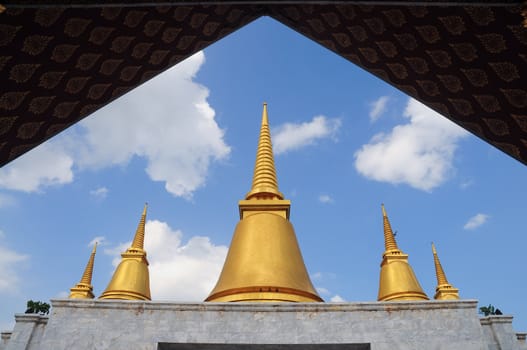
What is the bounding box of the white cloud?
[330,294,345,302]
[316,287,330,296]
[74,51,230,198]
[55,291,69,298]
[90,187,108,199]
[369,96,390,122]
[0,234,29,294]
[0,141,73,192]
[273,116,341,155]
[354,98,468,191]
[464,213,489,230]
[311,271,336,281]
[106,220,227,301]
[319,194,333,204]
[311,272,323,281]
[89,236,106,247]
[460,180,474,190]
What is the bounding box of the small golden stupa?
[377,204,428,301]
[205,103,322,302]
[69,242,97,299]
[432,243,460,300]
[99,204,151,300]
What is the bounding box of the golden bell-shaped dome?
[432,243,460,300]
[99,204,151,301]
[69,242,97,299]
[377,204,428,301]
[205,104,322,302]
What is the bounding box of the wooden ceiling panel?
[0,2,526,166]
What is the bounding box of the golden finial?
[69,243,97,299]
[382,204,399,252]
[432,243,448,285]
[432,242,459,300]
[131,203,147,250]
[206,104,321,302]
[245,103,284,200]
[99,204,151,300]
[378,204,428,301]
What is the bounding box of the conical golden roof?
[377,204,428,301]
[205,103,322,302]
[432,243,459,300]
[99,203,151,300]
[69,243,97,299]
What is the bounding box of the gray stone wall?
[5,314,47,350]
[480,316,522,350]
[0,332,12,350]
[517,333,527,350]
[35,299,487,350]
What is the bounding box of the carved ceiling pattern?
[269,4,527,163]
[1,3,526,166]
[0,5,262,164]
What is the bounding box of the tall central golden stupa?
[205,103,322,302]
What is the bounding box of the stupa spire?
[205,103,322,302]
[382,204,399,252]
[69,243,97,299]
[432,243,460,300]
[99,204,151,300]
[245,103,284,200]
[131,203,147,250]
[378,204,428,301]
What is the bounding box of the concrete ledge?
[50,298,479,312]
[13,314,48,324]
[480,315,514,325]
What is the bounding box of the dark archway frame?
[1,1,526,166]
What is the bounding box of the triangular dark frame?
[1,1,526,166]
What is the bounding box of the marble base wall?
[5,314,47,350]
[33,299,489,350]
[480,316,523,350]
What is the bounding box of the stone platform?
[7,299,499,350]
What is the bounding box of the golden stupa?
[432,243,460,300]
[377,204,428,301]
[205,103,322,302]
[69,242,97,299]
[99,204,151,300]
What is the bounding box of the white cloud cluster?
[106,220,227,301]
[75,52,229,198]
[0,142,73,192]
[0,232,29,293]
[90,187,108,200]
[273,116,341,155]
[330,295,345,302]
[318,194,334,204]
[89,236,106,247]
[311,271,342,302]
[354,98,468,191]
[0,52,230,199]
[463,213,489,230]
[369,96,390,122]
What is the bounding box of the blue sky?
[0,17,525,331]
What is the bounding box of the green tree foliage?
[479,304,502,316]
[25,300,50,315]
